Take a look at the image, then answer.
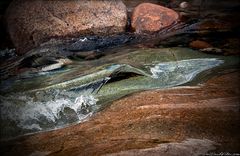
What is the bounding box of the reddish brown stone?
[131,3,179,33]
[5,0,127,55]
[189,40,213,49]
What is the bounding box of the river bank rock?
[5,0,127,55]
[189,40,212,49]
[131,3,179,33]
[1,71,239,155]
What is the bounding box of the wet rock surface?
[65,34,135,52]
[1,71,239,156]
[5,0,127,54]
[107,139,217,156]
[131,3,179,33]
[189,40,212,49]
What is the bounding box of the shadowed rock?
[5,0,127,54]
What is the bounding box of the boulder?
[5,0,127,54]
[131,3,179,33]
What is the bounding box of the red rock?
[189,40,213,49]
[131,3,180,33]
[5,0,127,55]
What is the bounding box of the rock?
[38,58,73,72]
[122,0,164,13]
[131,3,179,33]
[107,139,217,156]
[189,40,224,54]
[200,47,223,54]
[1,71,239,156]
[66,34,134,52]
[189,40,212,49]
[6,0,127,55]
[179,1,190,9]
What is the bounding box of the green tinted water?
[0,47,239,140]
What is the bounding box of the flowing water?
[0,47,239,140]
[0,0,239,140]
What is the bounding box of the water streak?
[150,58,224,81]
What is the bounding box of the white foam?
[0,93,98,131]
[150,58,224,80]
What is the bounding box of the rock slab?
[131,3,179,33]
[6,0,127,54]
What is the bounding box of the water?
[0,91,98,137]
[0,0,240,140]
[150,58,223,79]
[1,47,238,139]
[0,84,102,138]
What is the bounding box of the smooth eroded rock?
[131,3,179,33]
[189,40,213,49]
[6,0,127,54]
